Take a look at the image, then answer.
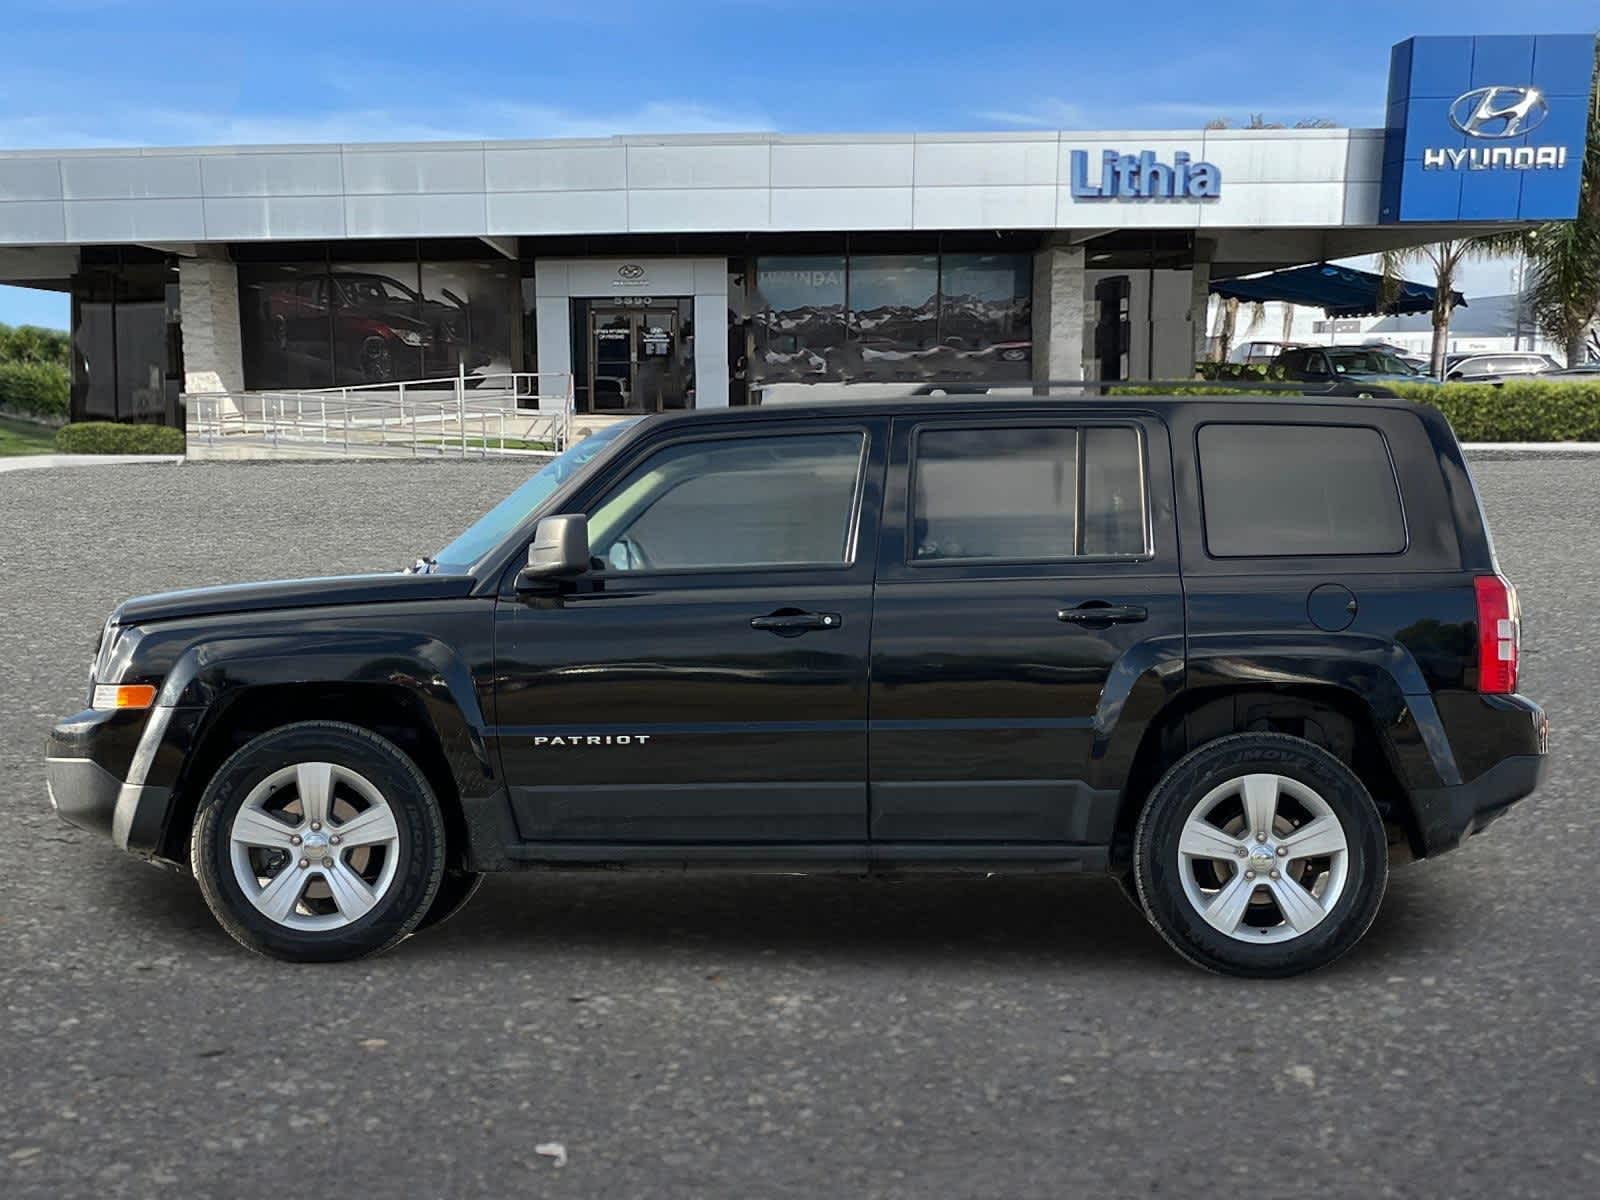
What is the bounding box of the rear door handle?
[750,611,841,634]
[1057,603,1148,625]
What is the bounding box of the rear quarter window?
[1197,423,1407,557]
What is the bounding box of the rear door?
[868,412,1184,845]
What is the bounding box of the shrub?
[1390,379,1600,443]
[0,361,70,421]
[55,422,186,455]
[1195,361,1270,381]
[0,322,70,368]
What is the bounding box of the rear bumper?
[1409,752,1548,856]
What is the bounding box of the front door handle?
[1057,603,1148,625]
[750,611,841,635]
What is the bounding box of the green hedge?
[1195,361,1270,381]
[1118,378,1600,442]
[55,422,186,455]
[1389,380,1600,443]
[0,361,70,421]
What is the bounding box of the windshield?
[432,419,641,569]
[1327,349,1413,375]
[336,275,420,307]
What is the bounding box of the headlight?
[91,684,158,711]
[89,624,155,708]
[396,329,427,347]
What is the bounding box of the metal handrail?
[184,370,574,458]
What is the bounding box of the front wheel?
[1133,733,1387,978]
[191,721,446,962]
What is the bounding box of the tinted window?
[911,425,1147,561]
[1198,424,1405,557]
[589,433,864,571]
[1492,355,1539,374]
[1081,426,1148,556]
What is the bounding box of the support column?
[691,258,729,409]
[1189,239,1216,369]
[1032,239,1086,385]
[178,257,243,394]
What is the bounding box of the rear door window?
[1197,423,1406,557]
[910,424,1147,562]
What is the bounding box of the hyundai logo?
[1448,86,1549,139]
[616,263,646,281]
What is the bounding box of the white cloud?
[971,98,1090,129]
[0,98,774,150]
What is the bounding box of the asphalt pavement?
[1,457,1595,1198]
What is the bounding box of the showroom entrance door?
[588,306,686,412]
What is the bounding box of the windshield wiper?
[406,556,438,575]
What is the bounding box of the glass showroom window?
[938,254,1031,380]
[239,250,518,391]
[847,254,939,381]
[751,250,1031,387]
[752,256,847,383]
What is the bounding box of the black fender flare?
[1089,632,1459,798]
[129,630,510,866]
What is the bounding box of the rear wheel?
[1133,733,1387,978]
[191,721,445,962]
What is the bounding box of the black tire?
[1133,732,1387,978]
[414,868,485,934]
[191,721,446,963]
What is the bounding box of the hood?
[112,572,476,626]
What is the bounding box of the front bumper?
[46,705,187,863]
[45,754,123,840]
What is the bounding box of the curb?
[0,454,185,474]
[1462,443,1600,458]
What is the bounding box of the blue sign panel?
[1380,35,1596,223]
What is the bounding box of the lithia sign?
[1068,149,1222,200]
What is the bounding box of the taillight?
[1474,574,1519,694]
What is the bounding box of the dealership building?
[0,34,1592,427]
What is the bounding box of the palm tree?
[1378,239,1504,378]
[1501,40,1600,366]
[1210,296,1240,362]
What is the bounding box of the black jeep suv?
[46,396,1547,976]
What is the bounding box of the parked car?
[1536,363,1600,379]
[1444,352,1561,383]
[267,271,490,384]
[1269,346,1426,393]
[47,395,1545,977]
[1228,339,1303,366]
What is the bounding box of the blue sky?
[3,0,1597,329]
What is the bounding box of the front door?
[494,419,887,844]
[868,414,1184,844]
[588,307,683,413]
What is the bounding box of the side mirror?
[516,514,590,589]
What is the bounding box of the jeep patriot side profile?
[45,397,1548,976]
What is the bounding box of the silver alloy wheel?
[1176,772,1350,944]
[228,761,402,932]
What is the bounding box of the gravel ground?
[1,458,1596,1198]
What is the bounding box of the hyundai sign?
[1380,35,1596,223]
